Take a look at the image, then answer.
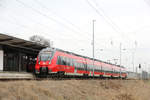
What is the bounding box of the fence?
[127,71,150,80]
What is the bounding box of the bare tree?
[29,35,51,47]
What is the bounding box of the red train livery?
[35,48,127,78]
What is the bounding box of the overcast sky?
[0,0,150,72]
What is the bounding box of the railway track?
[0,71,133,81]
[0,74,131,81]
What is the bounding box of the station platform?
[0,71,34,79]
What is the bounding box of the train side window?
[81,63,84,70]
[57,56,61,65]
[74,62,77,68]
[97,66,100,71]
[62,57,67,65]
[70,58,73,66]
[72,59,75,66]
[59,56,62,65]
[60,56,64,65]
[79,63,81,69]
[75,62,78,68]
[80,63,82,69]
[84,63,86,70]
[96,66,99,72]
[77,63,80,69]
[87,64,90,71]
[94,65,96,70]
[72,59,74,66]
[79,63,81,68]
[101,66,103,72]
[77,63,79,68]
[65,57,68,65]
[68,58,71,66]
[69,58,71,66]
[66,57,70,66]
[82,63,84,70]
[79,63,82,70]
[80,63,83,69]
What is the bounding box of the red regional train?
[35,48,127,78]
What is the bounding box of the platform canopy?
[0,33,47,52]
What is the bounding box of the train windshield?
[39,52,53,61]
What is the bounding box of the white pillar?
[0,50,3,71]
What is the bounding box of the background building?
[0,33,46,72]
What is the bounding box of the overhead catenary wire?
[0,1,89,45]
[86,0,132,43]
[0,6,65,41]
[15,0,91,41]
[0,3,99,54]
[86,0,120,33]
[0,13,88,53]
[0,14,84,49]
[0,4,49,37]
[14,0,114,48]
[85,0,138,68]
[15,0,73,33]
[93,0,122,32]
[0,16,32,36]
[33,0,91,39]
[2,16,56,39]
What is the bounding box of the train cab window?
[39,53,51,61]
[38,50,54,62]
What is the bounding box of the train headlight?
[39,62,40,64]
[49,61,51,64]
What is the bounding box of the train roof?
[42,47,125,68]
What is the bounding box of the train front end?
[35,48,55,75]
